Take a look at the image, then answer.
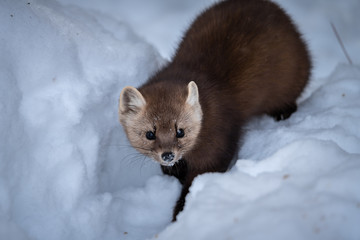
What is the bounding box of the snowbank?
[0,1,171,239]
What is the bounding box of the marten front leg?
[269,102,297,121]
[161,160,193,221]
[172,171,196,221]
[161,159,187,185]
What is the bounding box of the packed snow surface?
[0,0,359,240]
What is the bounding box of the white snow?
[0,0,359,240]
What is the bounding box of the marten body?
[119,0,311,221]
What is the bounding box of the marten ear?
[186,81,200,106]
[186,81,202,122]
[119,86,146,114]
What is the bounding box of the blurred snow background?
[0,0,359,240]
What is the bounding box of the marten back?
[147,0,311,120]
[119,0,311,221]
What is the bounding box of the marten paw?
[172,198,185,222]
[269,103,297,121]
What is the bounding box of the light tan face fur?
[118,81,202,166]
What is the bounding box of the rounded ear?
[119,86,146,113]
[186,81,200,106]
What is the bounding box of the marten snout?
[161,152,175,162]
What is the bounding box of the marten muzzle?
[161,152,175,162]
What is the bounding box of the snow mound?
[157,64,360,240]
[0,1,171,240]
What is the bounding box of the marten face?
[119,81,202,166]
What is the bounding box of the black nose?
[161,152,175,162]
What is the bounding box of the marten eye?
[146,131,156,140]
[176,129,185,138]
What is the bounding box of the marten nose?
[161,152,175,162]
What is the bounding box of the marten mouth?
[159,157,186,168]
[160,160,177,167]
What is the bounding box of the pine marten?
[118,0,311,221]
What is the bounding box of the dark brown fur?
[126,0,311,221]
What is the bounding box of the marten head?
[119,81,202,166]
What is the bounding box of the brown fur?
[119,0,311,221]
